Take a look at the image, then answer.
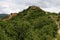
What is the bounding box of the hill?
[0,6,59,40]
[0,14,8,18]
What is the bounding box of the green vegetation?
[0,6,58,40]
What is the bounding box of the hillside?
[3,13,17,21]
[0,6,60,40]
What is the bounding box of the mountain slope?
[3,13,17,21]
[0,6,58,40]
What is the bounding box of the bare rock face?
[29,6,40,10]
[3,13,17,21]
[27,6,44,13]
[28,6,41,11]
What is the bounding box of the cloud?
[0,0,60,14]
[0,0,28,14]
[42,7,60,13]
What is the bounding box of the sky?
[0,0,60,14]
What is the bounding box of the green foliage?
[0,6,58,40]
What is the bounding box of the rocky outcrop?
[3,13,17,21]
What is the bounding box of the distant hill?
[0,14,8,18]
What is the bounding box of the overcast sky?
[0,0,60,14]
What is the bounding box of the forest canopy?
[0,6,59,40]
